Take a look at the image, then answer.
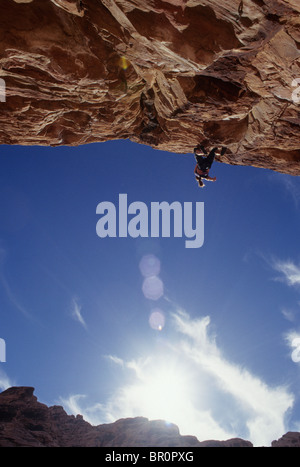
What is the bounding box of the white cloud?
[61,310,294,447]
[0,272,32,319]
[59,394,105,426]
[284,330,300,363]
[0,244,32,320]
[106,355,125,367]
[272,259,300,288]
[269,173,300,209]
[281,308,297,322]
[70,297,87,329]
[171,311,294,446]
[270,258,300,361]
[0,369,14,391]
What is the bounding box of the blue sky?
[1,140,300,446]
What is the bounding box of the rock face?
[0,0,299,175]
[271,432,300,447]
[0,386,254,447]
[0,386,299,447]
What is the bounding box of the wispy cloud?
[70,297,87,329]
[270,257,300,365]
[171,310,293,446]
[0,272,32,319]
[269,173,300,209]
[0,244,32,320]
[0,369,14,392]
[61,309,294,447]
[59,394,105,426]
[268,256,300,332]
[106,355,125,367]
[284,330,300,363]
[272,259,300,288]
[281,308,297,322]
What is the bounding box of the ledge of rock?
[0,386,299,447]
[0,0,299,175]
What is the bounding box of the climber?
[194,144,226,188]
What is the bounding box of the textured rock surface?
[0,386,299,447]
[271,432,300,447]
[0,0,299,174]
[0,386,254,447]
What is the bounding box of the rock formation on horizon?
[0,386,300,448]
[0,386,299,447]
[0,386,253,447]
[0,0,299,175]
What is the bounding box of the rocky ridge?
[0,0,299,175]
[0,386,299,447]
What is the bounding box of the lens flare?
[149,309,165,331]
[139,254,161,278]
[142,276,164,301]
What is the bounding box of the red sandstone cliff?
[0,386,299,447]
[0,0,299,174]
[0,386,253,447]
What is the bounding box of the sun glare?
[132,359,192,426]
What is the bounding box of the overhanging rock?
[0,0,299,174]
